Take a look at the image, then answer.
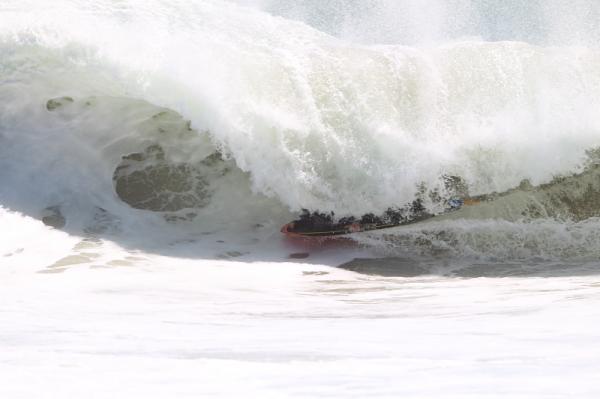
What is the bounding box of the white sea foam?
[3,2,600,397]
[3,0,600,218]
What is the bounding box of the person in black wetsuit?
[290,175,471,233]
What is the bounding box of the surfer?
[281,176,473,237]
[281,198,441,237]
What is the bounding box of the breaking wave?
[2,0,600,261]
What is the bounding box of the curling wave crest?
[2,0,600,261]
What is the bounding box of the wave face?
[2,0,600,260]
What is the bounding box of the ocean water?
[2,1,600,397]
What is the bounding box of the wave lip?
[2,1,600,249]
[3,2,600,214]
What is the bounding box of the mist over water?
[241,0,600,46]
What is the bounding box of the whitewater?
[3,0,600,397]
